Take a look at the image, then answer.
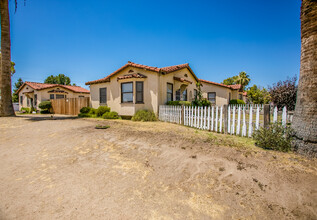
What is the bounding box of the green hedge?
[166,101,192,106]
[80,107,91,114]
[229,99,245,105]
[38,101,52,110]
[132,110,157,122]
[192,99,211,107]
[96,106,110,117]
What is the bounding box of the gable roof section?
[16,82,90,94]
[199,79,242,91]
[85,61,199,85]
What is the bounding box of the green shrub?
[78,113,91,118]
[166,101,191,106]
[80,107,91,114]
[253,123,294,152]
[102,111,119,119]
[38,101,52,110]
[229,99,245,105]
[89,108,97,115]
[192,99,211,107]
[96,106,110,117]
[166,101,180,105]
[132,110,157,122]
[40,109,50,114]
[21,107,30,113]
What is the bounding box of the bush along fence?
[158,104,293,138]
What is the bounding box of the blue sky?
[10,0,301,89]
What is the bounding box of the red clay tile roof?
[86,61,198,85]
[199,79,232,89]
[16,82,90,94]
[117,73,147,81]
[173,76,192,84]
[199,79,242,90]
[228,84,242,90]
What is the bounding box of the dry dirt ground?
[0,115,317,220]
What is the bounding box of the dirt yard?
[0,115,316,219]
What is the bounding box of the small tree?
[246,85,270,104]
[268,76,297,110]
[222,76,238,85]
[12,78,23,102]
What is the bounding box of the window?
[194,89,198,100]
[50,94,55,99]
[176,89,181,101]
[79,95,85,98]
[56,94,65,99]
[20,96,23,105]
[121,82,133,103]
[99,88,107,104]
[136,82,144,103]
[176,89,187,101]
[239,94,243,100]
[182,89,187,101]
[34,94,37,106]
[208,92,216,104]
[167,83,173,102]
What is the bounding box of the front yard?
[0,115,316,219]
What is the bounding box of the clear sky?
[10,0,301,89]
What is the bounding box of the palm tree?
[292,0,317,157]
[0,0,15,116]
[235,71,250,91]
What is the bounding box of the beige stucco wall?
[18,85,89,111]
[200,82,232,106]
[231,90,247,103]
[89,67,199,116]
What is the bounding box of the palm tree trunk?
[292,0,317,157]
[0,0,15,116]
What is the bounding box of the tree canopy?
[222,76,238,85]
[268,76,297,111]
[222,72,250,90]
[246,85,270,104]
[44,74,75,85]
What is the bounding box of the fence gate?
[51,97,89,115]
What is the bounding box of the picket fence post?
[282,106,287,127]
[248,106,253,137]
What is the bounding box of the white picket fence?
[159,105,292,138]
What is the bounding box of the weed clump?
[253,123,293,152]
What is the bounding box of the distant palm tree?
[0,0,15,116]
[292,0,317,157]
[235,71,250,91]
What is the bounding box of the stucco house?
[86,61,247,116]
[16,82,90,110]
[200,79,246,106]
